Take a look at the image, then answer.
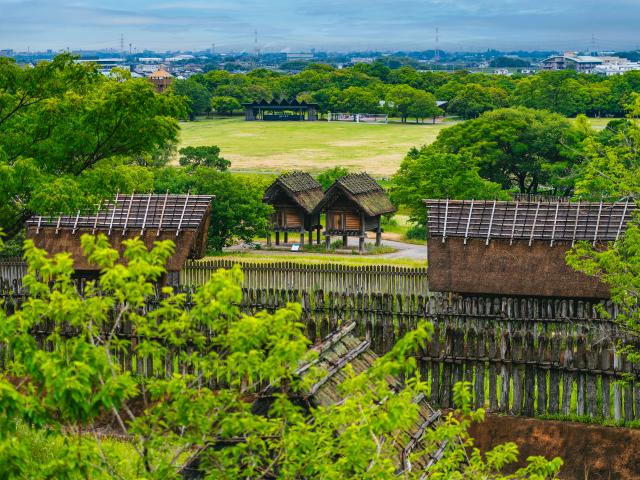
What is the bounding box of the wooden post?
[359,236,365,253]
[308,230,312,245]
[376,228,382,246]
[325,235,331,250]
[342,235,348,247]
[300,230,305,246]
[316,227,321,245]
[284,231,288,244]
[275,231,280,245]
[266,232,272,247]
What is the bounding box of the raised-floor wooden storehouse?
[426,199,635,298]
[263,171,324,246]
[314,173,396,252]
[243,98,318,121]
[181,322,444,478]
[26,193,213,286]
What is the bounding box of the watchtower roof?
[425,199,635,245]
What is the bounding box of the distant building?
[493,68,511,75]
[148,68,173,93]
[540,53,605,73]
[286,52,314,61]
[350,57,375,64]
[76,57,129,75]
[594,62,640,76]
[138,57,163,63]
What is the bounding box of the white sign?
[291,244,300,252]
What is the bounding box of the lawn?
[178,117,453,176]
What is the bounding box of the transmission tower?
[120,33,124,58]
[434,27,440,65]
[254,29,260,59]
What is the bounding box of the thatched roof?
[314,173,396,217]
[181,323,444,478]
[299,323,444,473]
[263,171,324,214]
[27,193,213,235]
[426,199,635,246]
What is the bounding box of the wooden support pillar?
[375,227,382,246]
[359,236,365,253]
[308,230,313,245]
[300,230,305,246]
[267,232,272,247]
[342,235,348,247]
[275,231,280,245]
[284,231,288,244]
[317,227,321,245]
[325,235,331,250]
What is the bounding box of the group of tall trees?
[0,54,271,253]
[392,102,640,227]
[172,60,640,120]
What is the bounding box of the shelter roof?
[425,199,635,245]
[242,98,319,108]
[263,171,324,214]
[26,193,213,235]
[298,323,444,473]
[314,173,396,217]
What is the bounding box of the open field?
[208,251,427,268]
[179,117,453,176]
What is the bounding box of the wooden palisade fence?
[1,264,638,424]
[180,259,429,295]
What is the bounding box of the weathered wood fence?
[180,259,429,295]
[0,257,27,292]
[2,276,638,423]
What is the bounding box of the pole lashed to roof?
[27,193,214,236]
[426,199,635,245]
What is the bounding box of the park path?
[225,237,427,261]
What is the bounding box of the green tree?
[407,90,442,123]
[0,54,184,242]
[447,83,508,119]
[317,166,349,190]
[172,78,211,119]
[153,167,272,250]
[334,86,380,113]
[510,71,589,117]
[178,145,230,171]
[434,107,584,194]
[210,95,242,115]
[0,235,563,479]
[391,147,508,226]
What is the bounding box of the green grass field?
[179,117,452,176]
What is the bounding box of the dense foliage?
[0,236,563,478]
[171,60,640,119]
[0,54,185,242]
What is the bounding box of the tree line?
[173,60,640,120]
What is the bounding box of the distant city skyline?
[1,0,639,53]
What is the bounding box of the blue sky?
[1,0,639,52]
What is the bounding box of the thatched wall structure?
[426,199,635,298]
[26,193,213,283]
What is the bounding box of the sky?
[1,0,639,53]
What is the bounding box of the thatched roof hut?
[425,199,635,298]
[263,171,324,246]
[314,173,396,251]
[26,193,213,283]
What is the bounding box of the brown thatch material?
[425,199,634,244]
[314,173,396,217]
[303,324,443,473]
[424,199,627,298]
[26,193,213,272]
[263,171,324,214]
